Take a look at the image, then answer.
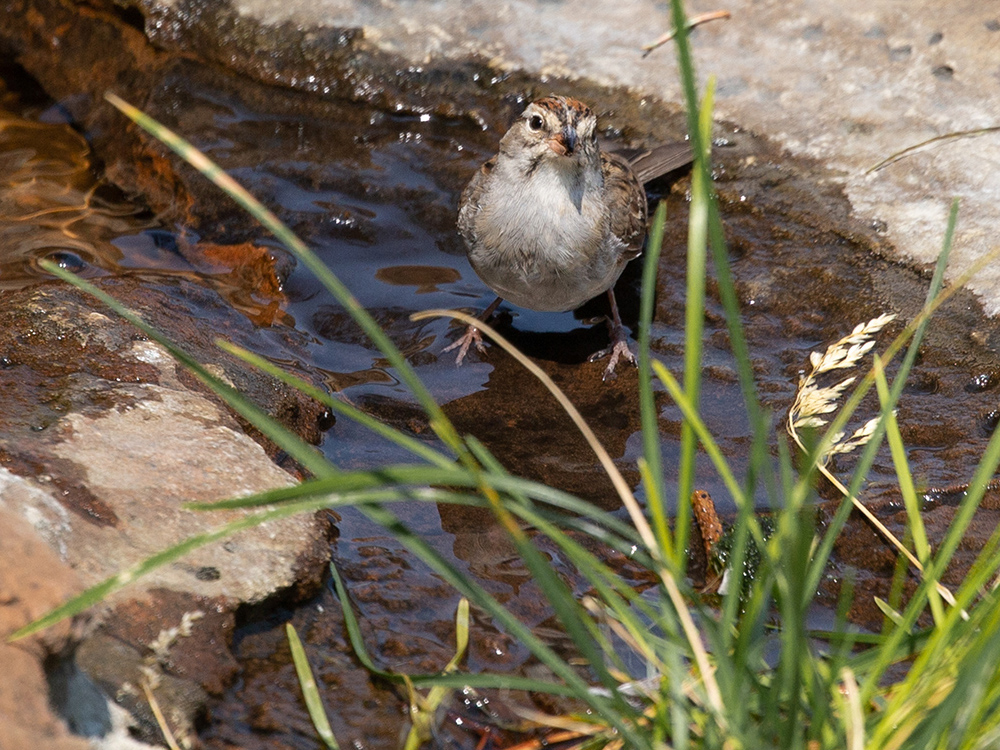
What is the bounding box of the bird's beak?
[547,126,578,156]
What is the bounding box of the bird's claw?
[443,324,487,366]
[589,324,637,381]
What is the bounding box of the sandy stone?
[0,505,89,750]
[0,288,332,745]
[0,291,328,603]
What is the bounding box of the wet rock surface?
[1,1,1000,747]
[0,281,334,745]
[0,107,335,741]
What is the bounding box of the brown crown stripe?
[531,96,593,127]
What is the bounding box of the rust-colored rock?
[0,506,90,750]
[197,241,290,326]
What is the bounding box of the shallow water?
[5,58,1000,748]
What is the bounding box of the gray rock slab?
[1,336,323,602]
[0,288,330,746]
[0,282,330,604]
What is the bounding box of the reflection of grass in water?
[15,2,1000,747]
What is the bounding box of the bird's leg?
[443,296,503,365]
[588,288,637,380]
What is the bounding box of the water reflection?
[374,264,461,293]
[0,110,159,287]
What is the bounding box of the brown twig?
[642,10,732,57]
[866,126,1000,174]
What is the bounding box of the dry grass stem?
[866,125,1000,174]
[142,681,182,750]
[642,10,733,56]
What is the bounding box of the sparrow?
[450,95,690,379]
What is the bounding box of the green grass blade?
[674,79,715,567]
[186,464,639,546]
[185,465,468,508]
[872,358,943,625]
[286,623,340,749]
[328,560,397,680]
[639,203,671,554]
[401,671,587,696]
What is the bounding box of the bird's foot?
[588,323,637,381]
[443,324,487,366]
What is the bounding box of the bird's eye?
[528,115,544,131]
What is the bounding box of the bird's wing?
[457,155,496,248]
[602,151,648,263]
[627,142,692,184]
